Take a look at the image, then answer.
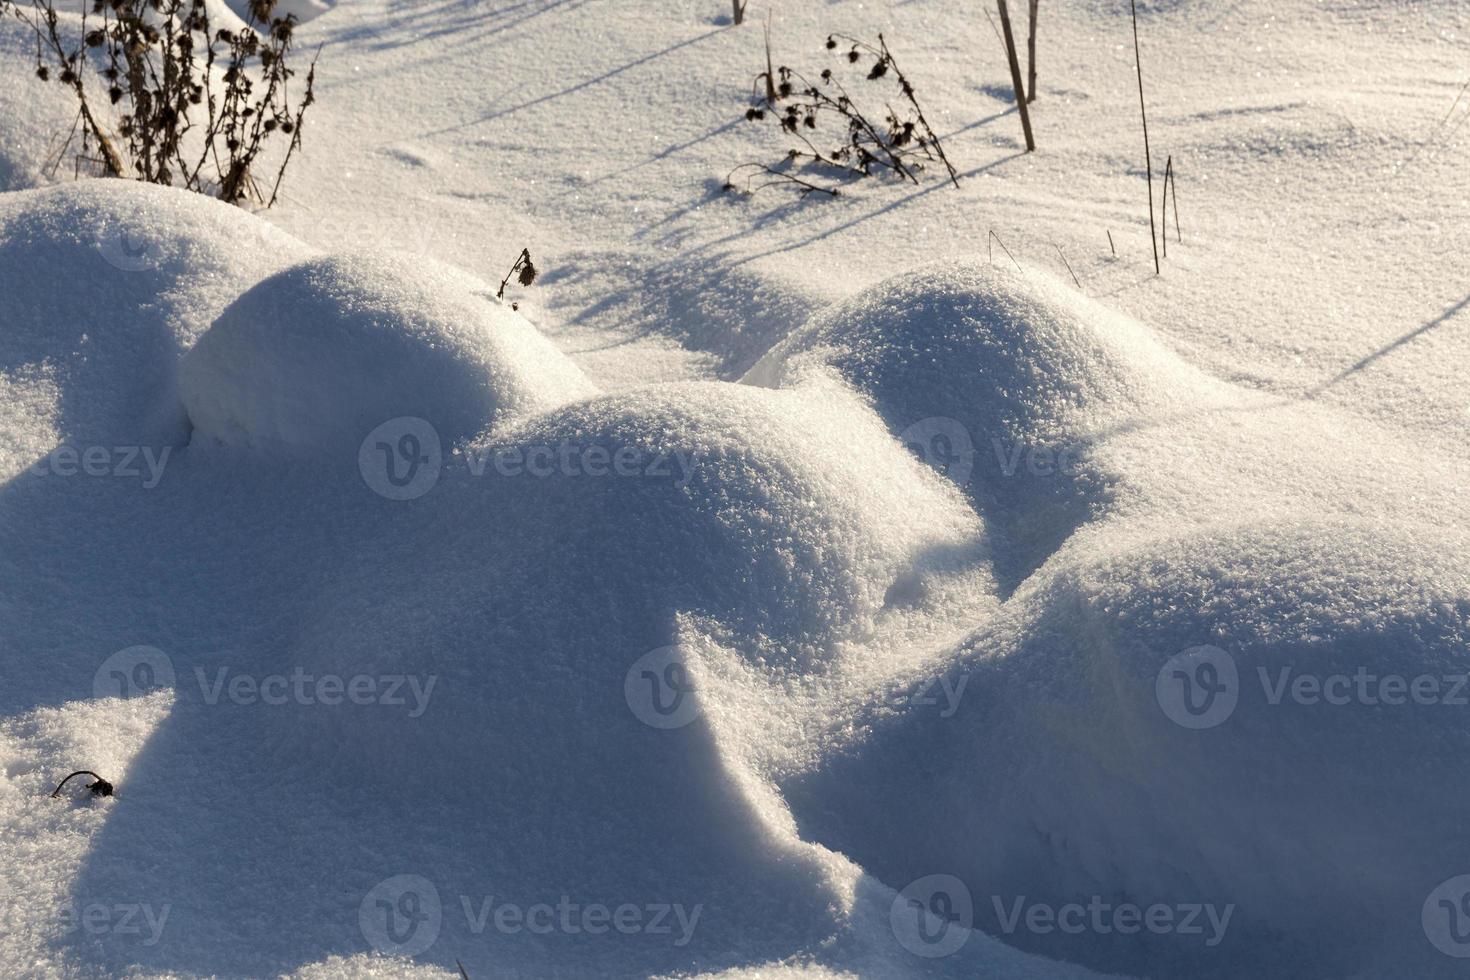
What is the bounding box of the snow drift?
[746,260,1237,589]
[0,181,310,476]
[180,251,594,455]
[787,519,1470,978]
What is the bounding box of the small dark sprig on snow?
[496,248,538,311]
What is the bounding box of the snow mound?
[54,376,999,978]
[0,181,310,472]
[745,260,1235,588]
[180,251,595,455]
[789,519,1470,979]
[465,375,994,665]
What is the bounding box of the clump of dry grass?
[0,0,317,206]
[723,31,959,198]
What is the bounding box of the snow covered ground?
[1,0,1468,977]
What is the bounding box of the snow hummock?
[748,259,1237,588]
[476,374,993,663]
[180,251,594,455]
[0,181,310,479]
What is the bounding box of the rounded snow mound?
[61,378,995,978]
[180,252,595,455]
[457,375,993,665]
[0,180,310,471]
[792,519,1470,979]
[745,259,1234,588]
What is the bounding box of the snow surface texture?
[2,0,1469,978]
[181,252,594,454]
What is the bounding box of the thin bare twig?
[1053,243,1080,287]
[723,162,840,197]
[996,0,1035,151]
[988,230,1022,273]
[1130,0,1159,274]
[1161,153,1180,253]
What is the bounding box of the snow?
[2,0,1469,977]
[0,182,310,480]
[745,259,1239,587]
[181,251,594,455]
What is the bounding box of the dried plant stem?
[762,13,777,104]
[1130,0,1159,275]
[875,34,959,187]
[996,0,1035,151]
[1054,243,1080,287]
[724,162,839,196]
[1026,0,1039,103]
[988,229,1022,272]
[1161,153,1180,251]
[982,7,1004,47]
[496,248,535,300]
[824,34,959,187]
[1,0,317,206]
